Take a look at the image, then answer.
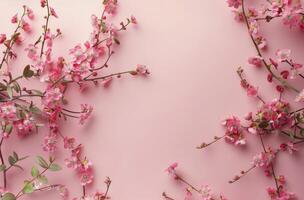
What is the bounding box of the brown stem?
[0,138,7,189]
[241,0,299,93]
[229,165,256,184]
[162,192,175,200]
[82,185,86,198]
[15,160,54,198]
[197,136,224,149]
[258,134,280,197]
[176,175,201,194]
[0,7,27,70]
[40,0,51,58]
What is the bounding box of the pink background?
[0,0,304,199]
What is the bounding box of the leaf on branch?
[49,163,61,171]
[36,156,48,169]
[0,164,6,172]
[2,193,16,200]
[22,181,34,194]
[23,65,34,78]
[6,85,13,99]
[31,166,39,177]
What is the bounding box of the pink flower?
[50,7,58,18]
[278,175,286,185]
[65,156,79,169]
[0,102,17,120]
[104,0,118,15]
[58,185,69,199]
[40,0,46,7]
[136,64,150,75]
[255,35,267,49]
[0,34,6,44]
[42,87,63,108]
[11,14,18,24]
[222,116,245,145]
[248,56,263,67]
[79,104,93,125]
[269,58,278,69]
[130,15,137,24]
[42,135,57,153]
[184,189,192,200]
[14,115,35,137]
[246,85,258,97]
[21,20,31,33]
[276,49,291,62]
[232,10,244,22]
[27,7,35,20]
[79,170,94,186]
[64,137,76,149]
[226,0,241,9]
[25,44,39,61]
[249,20,259,35]
[252,150,276,168]
[165,162,178,179]
[267,187,295,200]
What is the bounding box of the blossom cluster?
[0,0,147,199]
[165,0,304,200]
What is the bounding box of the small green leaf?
[29,105,42,115]
[31,90,43,96]
[22,181,34,194]
[300,129,304,137]
[36,156,48,169]
[2,192,16,200]
[49,163,61,171]
[6,86,13,99]
[0,164,6,172]
[13,152,18,160]
[38,175,48,184]
[8,155,16,166]
[4,124,13,135]
[113,38,120,45]
[0,82,6,90]
[23,65,34,78]
[31,166,39,177]
[12,82,21,93]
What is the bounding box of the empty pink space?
[0,0,303,200]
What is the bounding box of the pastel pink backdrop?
[0,0,304,199]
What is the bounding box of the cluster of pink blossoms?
[166,1,304,200]
[0,0,147,199]
[164,163,228,200]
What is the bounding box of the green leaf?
[49,163,61,171]
[300,129,304,137]
[13,152,18,160]
[0,82,6,90]
[8,155,17,166]
[4,124,13,135]
[113,38,120,45]
[23,65,34,78]
[6,86,13,99]
[31,90,43,96]
[29,105,42,115]
[36,156,48,169]
[12,82,21,93]
[2,193,16,200]
[31,166,39,177]
[22,181,34,194]
[0,164,6,172]
[37,175,48,184]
